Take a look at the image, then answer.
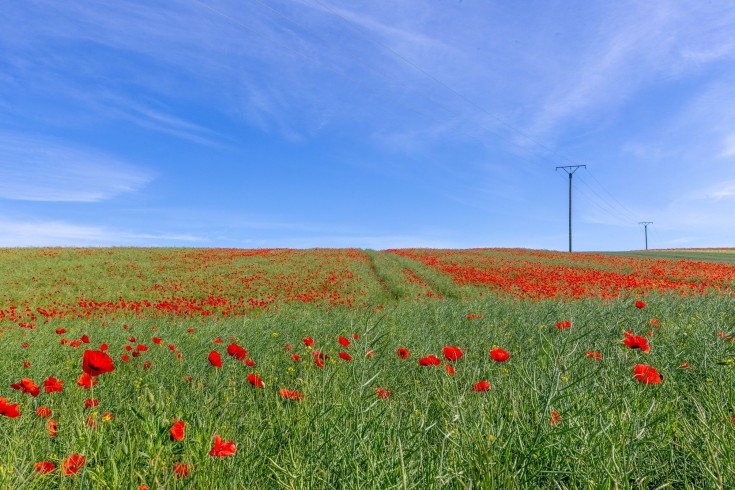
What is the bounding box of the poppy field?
[2,248,735,488]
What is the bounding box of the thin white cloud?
[720,133,735,158]
[684,181,735,202]
[0,133,152,202]
[273,234,462,250]
[0,217,205,247]
[524,3,735,142]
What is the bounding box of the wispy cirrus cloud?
[525,3,735,143]
[0,133,152,202]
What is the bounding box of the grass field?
[603,248,735,265]
[2,248,735,488]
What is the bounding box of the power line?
[575,172,640,224]
[574,182,635,227]
[583,167,641,222]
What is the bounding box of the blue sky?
[2,1,735,250]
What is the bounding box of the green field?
[1,248,735,489]
[603,249,735,264]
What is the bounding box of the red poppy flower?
[100,343,108,351]
[173,462,189,478]
[285,344,292,351]
[36,406,52,418]
[70,340,82,348]
[136,344,148,352]
[585,351,602,362]
[472,380,491,392]
[214,337,223,344]
[62,454,85,475]
[125,345,133,352]
[11,378,41,397]
[44,376,64,393]
[170,419,185,441]
[209,435,237,457]
[445,364,455,375]
[121,354,130,362]
[56,328,66,335]
[77,373,98,389]
[649,318,660,328]
[0,397,21,418]
[366,349,375,357]
[443,346,463,362]
[291,354,301,361]
[34,461,55,474]
[376,387,391,399]
[21,342,29,348]
[168,344,176,351]
[82,350,115,376]
[47,419,57,437]
[245,359,255,367]
[187,328,194,333]
[555,320,572,329]
[397,347,410,359]
[338,336,350,347]
[152,337,162,345]
[490,348,510,362]
[303,337,314,347]
[550,410,561,425]
[208,350,222,368]
[622,333,650,353]
[143,360,151,369]
[227,343,247,360]
[339,351,352,361]
[279,388,305,401]
[633,364,662,384]
[312,350,328,360]
[419,355,441,366]
[314,358,324,368]
[22,360,31,368]
[84,398,98,409]
[247,373,263,388]
[635,300,646,309]
[80,334,90,344]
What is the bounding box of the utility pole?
[555,165,586,252]
[638,222,653,250]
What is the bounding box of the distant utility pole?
[639,222,653,250]
[556,165,586,252]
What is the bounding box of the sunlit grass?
[2,294,735,488]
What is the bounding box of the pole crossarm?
[555,165,586,252]
[555,165,587,174]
